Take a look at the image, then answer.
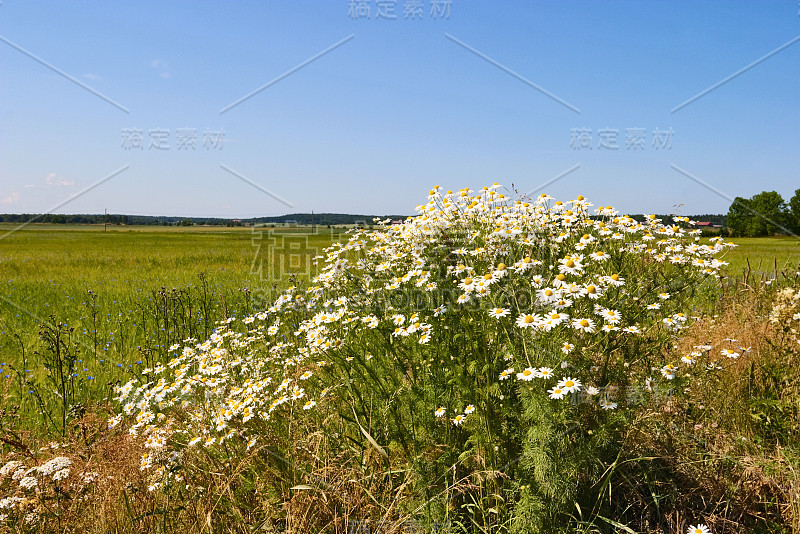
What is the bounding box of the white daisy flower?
[660,364,677,379]
[533,367,551,379]
[516,367,536,381]
[571,317,596,333]
[499,368,514,380]
[600,399,617,410]
[488,308,511,319]
[557,377,582,393]
[516,314,539,328]
[721,348,739,359]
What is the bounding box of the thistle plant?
[115,184,737,531]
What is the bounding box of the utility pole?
[104,209,107,232]
[311,210,315,232]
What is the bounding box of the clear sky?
[1,1,798,218]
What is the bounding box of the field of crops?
[0,215,798,534]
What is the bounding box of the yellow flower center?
[587,285,596,294]
[524,315,534,324]
[580,319,590,327]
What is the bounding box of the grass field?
[722,236,800,278]
[0,223,342,433]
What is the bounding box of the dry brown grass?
[609,278,800,533]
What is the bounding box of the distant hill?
[0,213,411,227]
[0,212,727,227]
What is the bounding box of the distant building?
[696,221,711,227]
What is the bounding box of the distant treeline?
[0,212,411,227]
[626,213,727,225]
[248,213,410,226]
[0,212,726,227]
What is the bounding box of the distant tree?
[789,189,800,234]
[727,191,788,237]
[726,197,752,237]
[750,191,787,236]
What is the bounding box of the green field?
[0,223,342,432]
[721,236,800,278]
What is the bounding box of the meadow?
[0,210,798,534]
[722,236,800,278]
[0,223,343,435]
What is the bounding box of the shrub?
[116,184,737,532]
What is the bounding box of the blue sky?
[1,1,798,218]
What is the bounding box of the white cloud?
[45,173,74,187]
[151,59,171,79]
[2,192,20,204]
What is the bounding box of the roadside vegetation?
[0,189,798,533]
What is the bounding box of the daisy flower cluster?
[114,184,736,486]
